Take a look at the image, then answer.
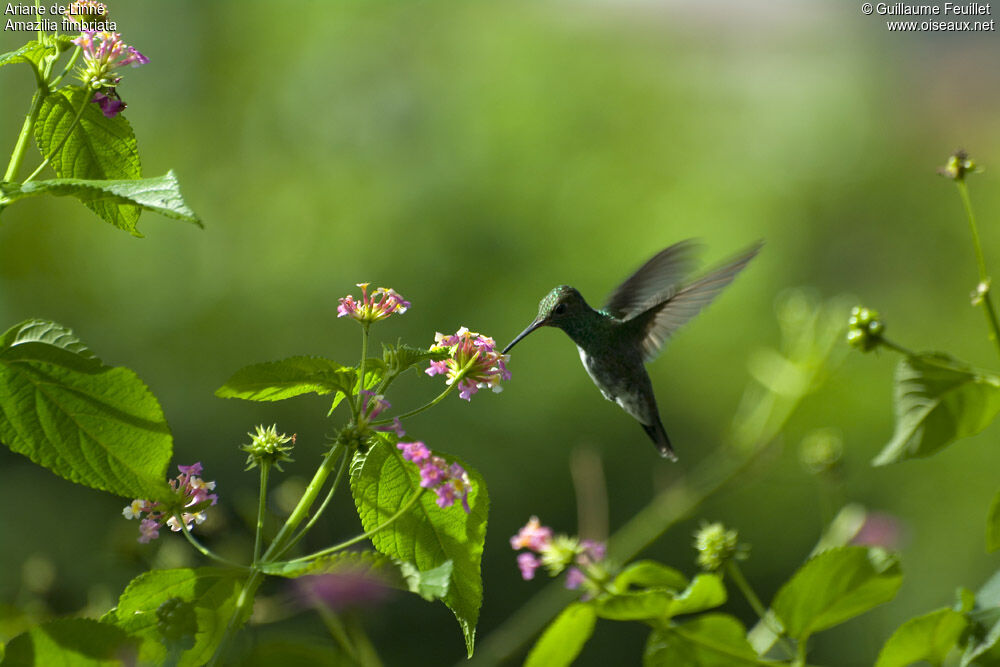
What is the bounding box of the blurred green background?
[2,1,1000,664]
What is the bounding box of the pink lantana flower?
[123,463,217,543]
[72,30,149,118]
[425,327,511,400]
[338,283,410,324]
[510,516,607,592]
[396,441,472,513]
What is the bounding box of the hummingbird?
[502,240,761,460]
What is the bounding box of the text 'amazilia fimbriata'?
[502,240,762,460]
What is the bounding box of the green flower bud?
[243,424,295,471]
[846,305,884,352]
[799,428,844,474]
[694,522,746,571]
[156,597,197,643]
[540,535,580,576]
[939,149,978,181]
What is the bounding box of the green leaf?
[613,561,689,592]
[260,549,399,580]
[957,570,1000,666]
[0,319,173,500]
[350,439,488,657]
[382,343,448,377]
[0,41,51,73]
[113,568,246,667]
[595,574,726,621]
[399,560,453,601]
[329,359,385,415]
[524,603,597,667]
[987,489,1000,553]
[34,87,142,232]
[644,614,771,666]
[875,607,968,667]
[1,618,137,666]
[873,353,1000,465]
[772,546,902,641]
[1,171,201,226]
[215,356,354,402]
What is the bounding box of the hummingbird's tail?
[641,417,677,461]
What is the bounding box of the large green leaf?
[875,607,968,667]
[772,547,902,641]
[34,87,141,232]
[350,439,488,657]
[1,171,200,226]
[644,614,771,666]
[958,569,1000,666]
[258,549,451,601]
[0,319,173,500]
[594,574,726,622]
[524,603,597,667]
[873,354,1000,465]
[613,561,689,592]
[215,356,355,402]
[1,618,137,666]
[113,568,246,667]
[0,41,50,73]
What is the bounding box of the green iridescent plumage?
[504,240,762,459]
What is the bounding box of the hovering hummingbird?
[503,240,762,460]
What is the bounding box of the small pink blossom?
[396,442,471,513]
[338,283,410,323]
[564,568,585,590]
[517,552,541,580]
[123,463,217,543]
[426,327,511,401]
[510,516,553,552]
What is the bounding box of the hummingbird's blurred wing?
[636,242,762,361]
[603,240,701,320]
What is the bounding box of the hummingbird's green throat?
[503,240,762,460]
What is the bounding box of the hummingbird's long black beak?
[503,318,546,354]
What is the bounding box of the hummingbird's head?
[503,286,588,354]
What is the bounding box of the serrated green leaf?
[875,607,968,667]
[382,343,448,377]
[0,41,50,72]
[1,618,137,666]
[595,574,726,622]
[613,561,689,592]
[34,87,142,232]
[2,171,200,226]
[328,360,383,415]
[525,603,596,667]
[772,546,902,641]
[874,354,1000,466]
[260,550,399,580]
[349,440,487,657]
[0,319,173,500]
[216,356,353,402]
[113,568,246,667]
[644,614,771,666]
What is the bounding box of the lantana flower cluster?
[338,283,410,324]
[511,516,607,592]
[123,463,218,543]
[397,441,472,513]
[426,327,511,400]
[72,30,149,118]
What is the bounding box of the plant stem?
[371,381,457,426]
[177,519,246,569]
[794,638,807,667]
[276,449,349,559]
[49,46,81,88]
[957,180,1000,359]
[23,88,93,184]
[878,337,915,357]
[314,604,360,662]
[4,89,46,183]
[725,561,795,657]
[355,323,370,418]
[284,488,425,565]
[210,445,343,665]
[253,462,271,564]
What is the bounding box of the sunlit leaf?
[875,607,968,667]
[524,603,596,667]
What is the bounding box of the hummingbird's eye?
[554,303,567,315]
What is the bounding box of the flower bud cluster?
[693,522,746,571]
[846,306,884,352]
[242,424,295,471]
